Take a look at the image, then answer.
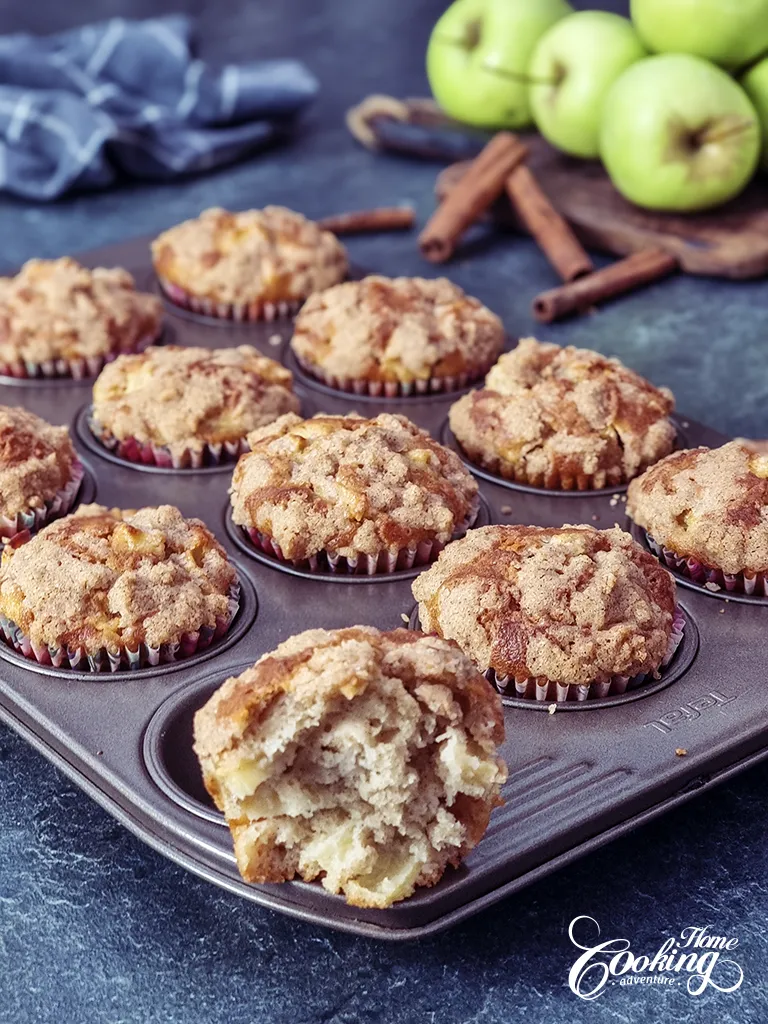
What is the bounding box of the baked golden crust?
[229,412,479,560]
[0,406,78,519]
[449,338,676,489]
[0,504,236,652]
[627,441,768,576]
[290,275,505,384]
[91,345,300,457]
[193,626,506,908]
[151,206,348,305]
[0,258,162,365]
[412,524,676,685]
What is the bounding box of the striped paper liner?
[489,606,686,703]
[0,583,240,674]
[293,353,486,398]
[88,414,249,470]
[157,277,302,322]
[0,331,160,381]
[645,532,768,597]
[240,496,481,576]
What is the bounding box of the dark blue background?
[0,1,766,1021]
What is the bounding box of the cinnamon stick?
[418,132,528,263]
[532,248,679,323]
[317,206,415,235]
[505,165,593,282]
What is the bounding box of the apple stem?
[697,119,756,146]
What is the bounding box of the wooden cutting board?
[436,134,768,279]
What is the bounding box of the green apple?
[426,0,573,129]
[630,0,768,71]
[529,11,646,159]
[600,54,760,212]
[741,57,768,170]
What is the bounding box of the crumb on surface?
[675,748,688,757]
[548,703,557,715]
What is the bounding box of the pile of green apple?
[427,0,768,211]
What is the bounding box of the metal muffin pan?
[0,234,766,941]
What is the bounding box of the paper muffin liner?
[157,276,302,322]
[644,532,768,597]
[488,606,686,703]
[0,582,240,673]
[0,331,159,381]
[456,446,626,492]
[240,496,481,576]
[0,458,85,542]
[293,353,495,398]
[88,413,249,470]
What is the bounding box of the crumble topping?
[0,406,78,518]
[627,441,768,575]
[229,412,479,560]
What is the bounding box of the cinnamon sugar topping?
[0,406,78,519]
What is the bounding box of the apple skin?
[426,0,573,129]
[630,0,768,71]
[599,54,761,212]
[741,58,768,171]
[529,11,646,159]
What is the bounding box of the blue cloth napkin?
[0,15,318,200]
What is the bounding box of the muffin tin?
[0,234,766,941]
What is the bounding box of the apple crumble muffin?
[193,626,507,908]
[290,275,505,395]
[449,338,676,490]
[151,206,347,318]
[0,257,162,376]
[413,524,680,701]
[91,345,299,464]
[229,412,479,573]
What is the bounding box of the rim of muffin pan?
[0,565,258,681]
[143,664,256,824]
[223,494,494,585]
[407,604,699,711]
[439,415,690,498]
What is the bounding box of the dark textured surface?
[1,0,767,1021]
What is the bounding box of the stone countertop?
[1,1,767,1022]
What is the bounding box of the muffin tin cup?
[235,497,481,577]
[87,413,250,470]
[0,330,160,382]
[489,606,687,703]
[0,583,241,674]
[0,458,85,541]
[644,532,768,597]
[292,353,486,399]
[157,276,302,323]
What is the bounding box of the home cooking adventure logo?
[567,916,745,1000]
